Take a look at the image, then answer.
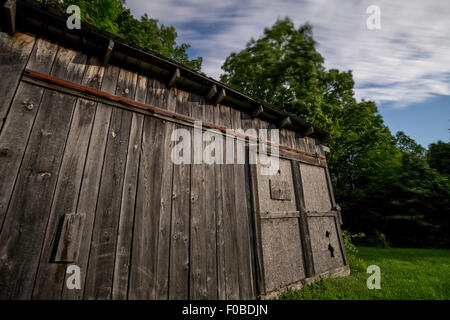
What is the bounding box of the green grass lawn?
[279,247,450,300]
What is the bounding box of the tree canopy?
[221,17,449,248]
[37,0,202,71]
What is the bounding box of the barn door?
[249,155,347,297]
[249,157,307,296]
[295,162,347,275]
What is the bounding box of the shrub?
[342,230,367,272]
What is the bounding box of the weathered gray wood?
[189,93,207,299]
[308,216,344,274]
[230,107,255,299]
[299,164,332,212]
[256,159,297,213]
[0,35,38,213]
[83,68,136,300]
[103,40,114,66]
[128,115,166,300]
[324,166,337,209]
[215,88,226,105]
[203,95,218,299]
[241,112,259,299]
[259,211,301,220]
[333,215,348,266]
[61,64,121,300]
[217,105,240,299]
[278,117,291,129]
[291,160,315,278]
[0,47,87,299]
[168,68,180,88]
[269,180,291,201]
[0,82,44,230]
[32,57,105,299]
[0,32,35,130]
[154,86,177,299]
[112,74,146,300]
[2,0,17,34]
[205,84,217,102]
[260,218,306,292]
[168,90,191,299]
[213,105,226,300]
[251,105,264,119]
[248,164,266,297]
[54,213,86,262]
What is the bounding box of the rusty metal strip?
[22,69,326,161]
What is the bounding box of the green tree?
[37,0,202,71]
[427,140,450,175]
[395,131,426,157]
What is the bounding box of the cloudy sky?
[126,0,450,147]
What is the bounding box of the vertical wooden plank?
[230,108,255,299]
[154,87,177,299]
[168,90,191,299]
[53,213,86,262]
[128,114,165,299]
[213,105,226,300]
[0,32,35,130]
[291,160,315,278]
[32,57,105,299]
[0,38,58,233]
[83,69,137,299]
[248,164,266,297]
[112,75,147,300]
[217,105,240,300]
[240,112,259,299]
[204,101,218,299]
[60,64,121,300]
[189,93,207,299]
[0,47,87,299]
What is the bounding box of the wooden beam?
[3,0,17,35]
[251,105,264,119]
[205,84,217,102]
[278,116,291,129]
[168,68,181,88]
[215,88,226,105]
[302,126,314,137]
[291,160,315,278]
[103,40,114,66]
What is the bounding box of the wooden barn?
[0,0,349,300]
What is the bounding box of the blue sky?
[126,0,450,147]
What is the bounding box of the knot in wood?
[0,148,9,157]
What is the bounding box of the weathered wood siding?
[0,32,347,300]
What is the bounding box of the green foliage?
[427,140,450,176]
[220,17,450,248]
[36,0,202,71]
[375,230,390,248]
[342,230,367,272]
[279,247,450,300]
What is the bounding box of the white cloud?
[126,0,450,107]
